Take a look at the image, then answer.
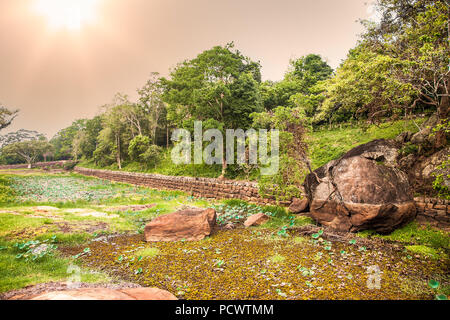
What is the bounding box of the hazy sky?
[0,0,377,138]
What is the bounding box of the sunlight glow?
[32,0,99,30]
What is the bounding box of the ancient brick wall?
[74,167,283,206]
[414,197,450,227]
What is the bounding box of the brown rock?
[304,139,416,234]
[144,208,216,242]
[120,288,177,300]
[30,288,177,300]
[244,213,270,228]
[289,197,309,213]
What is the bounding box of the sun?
[32,0,100,31]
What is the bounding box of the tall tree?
[137,72,166,144]
[162,43,263,175]
[0,133,52,168]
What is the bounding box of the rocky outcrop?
[244,213,270,227]
[145,208,216,242]
[29,287,177,300]
[304,139,416,233]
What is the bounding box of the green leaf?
[349,239,356,245]
[428,279,440,289]
[435,294,448,300]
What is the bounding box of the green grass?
[269,254,286,263]
[0,213,55,238]
[308,118,426,169]
[405,245,443,260]
[0,239,110,293]
[133,247,161,259]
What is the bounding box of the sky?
[0,0,379,139]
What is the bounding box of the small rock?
[289,198,309,214]
[244,213,270,228]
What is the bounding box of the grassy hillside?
[79,118,427,179]
[308,118,426,169]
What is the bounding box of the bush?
[128,135,151,161]
[0,176,16,203]
[141,145,163,168]
[63,161,78,171]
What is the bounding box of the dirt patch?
[65,209,119,219]
[107,204,156,212]
[54,221,110,234]
[0,281,142,300]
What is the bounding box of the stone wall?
[74,167,449,228]
[414,197,450,228]
[74,167,283,206]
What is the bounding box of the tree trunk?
[116,134,122,169]
[435,81,449,149]
[27,162,32,169]
[220,153,227,178]
[166,125,169,148]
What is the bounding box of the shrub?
[128,135,151,161]
[141,145,163,168]
[63,161,78,171]
[0,176,16,203]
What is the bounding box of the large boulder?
[304,139,416,233]
[30,288,177,300]
[145,208,216,242]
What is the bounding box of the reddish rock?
[304,140,416,234]
[145,208,216,242]
[289,197,309,214]
[120,288,177,300]
[30,288,177,300]
[244,213,270,227]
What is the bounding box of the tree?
[1,136,52,168]
[260,54,333,114]
[78,116,103,160]
[162,43,263,175]
[94,94,136,169]
[0,105,18,131]
[138,72,167,144]
[51,119,87,160]
[315,45,417,125]
[251,106,309,202]
[356,0,448,146]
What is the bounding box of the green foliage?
[0,176,16,203]
[405,245,442,260]
[1,137,52,167]
[128,135,151,161]
[252,107,308,202]
[432,158,449,200]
